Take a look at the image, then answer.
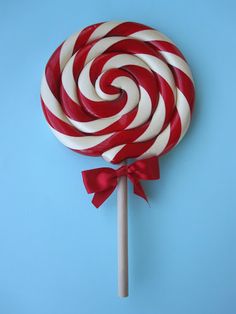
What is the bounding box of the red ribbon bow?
[82,157,160,208]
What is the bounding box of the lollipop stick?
[117,160,128,297]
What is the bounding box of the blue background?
[0,0,235,313]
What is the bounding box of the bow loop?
[82,157,160,208]
[82,167,117,193]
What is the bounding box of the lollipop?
[41,21,195,297]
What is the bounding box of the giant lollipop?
[41,21,195,297]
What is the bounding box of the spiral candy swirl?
[41,21,195,164]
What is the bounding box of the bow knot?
[82,157,160,208]
[116,165,129,177]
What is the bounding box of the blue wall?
[0,1,235,313]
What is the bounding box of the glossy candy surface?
[41,21,195,164]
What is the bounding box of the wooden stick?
[117,160,128,297]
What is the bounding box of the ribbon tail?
[130,177,148,203]
[92,186,116,208]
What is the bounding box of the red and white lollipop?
[41,21,195,297]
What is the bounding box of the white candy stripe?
[102,144,125,162]
[50,127,113,150]
[78,61,102,102]
[41,74,70,124]
[176,89,191,142]
[161,51,193,80]
[131,29,173,43]
[102,53,151,72]
[85,36,124,64]
[136,54,176,97]
[135,94,166,142]
[126,87,152,129]
[60,32,80,70]
[138,125,171,159]
[61,54,79,103]
[88,21,124,42]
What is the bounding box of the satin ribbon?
[82,157,160,208]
